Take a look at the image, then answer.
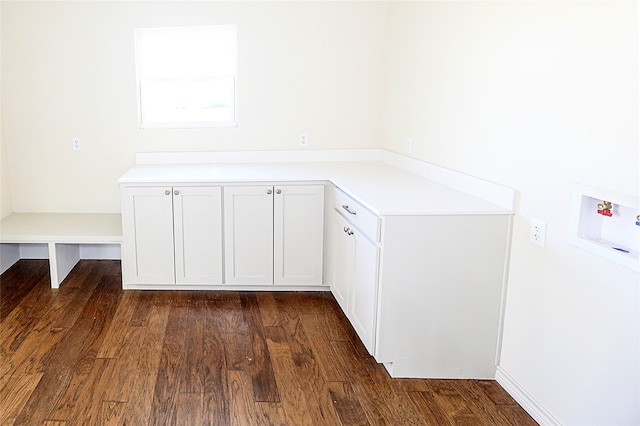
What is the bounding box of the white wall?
[0,2,10,219]
[384,1,639,425]
[0,133,10,219]
[1,1,387,212]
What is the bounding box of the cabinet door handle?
[347,229,354,236]
[342,205,357,215]
[276,189,282,194]
[165,190,171,195]
[267,189,273,195]
[174,190,179,196]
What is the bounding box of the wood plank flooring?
[0,260,537,425]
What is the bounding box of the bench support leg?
[49,243,80,288]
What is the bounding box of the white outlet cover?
[530,219,547,248]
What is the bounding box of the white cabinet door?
[330,208,380,355]
[224,186,274,285]
[173,187,223,285]
[273,185,324,286]
[331,211,354,313]
[121,187,175,285]
[349,229,379,354]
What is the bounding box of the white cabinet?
[223,186,274,285]
[329,187,509,379]
[331,210,379,354]
[121,187,175,285]
[330,212,353,312]
[349,225,379,354]
[121,186,222,286]
[224,185,324,286]
[173,187,224,285]
[122,183,323,288]
[374,214,509,379]
[118,158,514,379]
[118,162,512,379]
[274,185,325,285]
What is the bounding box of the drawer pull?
[342,205,357,215]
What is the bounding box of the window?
[135,25,237,128]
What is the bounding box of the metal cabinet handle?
[342,205,357,215]
[165,190,171,195]
[347,229,354,236]
[276,189,282,194]
[174,190,179,196]
[267,189,273,195]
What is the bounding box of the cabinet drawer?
[333,188,380,242]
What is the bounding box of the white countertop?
[118,161,511,216]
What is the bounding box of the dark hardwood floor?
[0,259,537,425]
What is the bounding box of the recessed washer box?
[569,183,639,273]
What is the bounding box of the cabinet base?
[382,360,497,380]
[123,284,331,291]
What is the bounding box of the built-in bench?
[0,213,122,288]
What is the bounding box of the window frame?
[134,25,238,129]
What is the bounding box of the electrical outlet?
[72,137,81,151]
[299,133,308,147]
[530,219,547,248]
[405,138,412,154]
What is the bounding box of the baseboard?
[495,366,561,426]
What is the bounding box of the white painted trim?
[135,149,384,164]
[495,366,561,426]
[379,151,516,212]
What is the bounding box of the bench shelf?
[0,213,122,288]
